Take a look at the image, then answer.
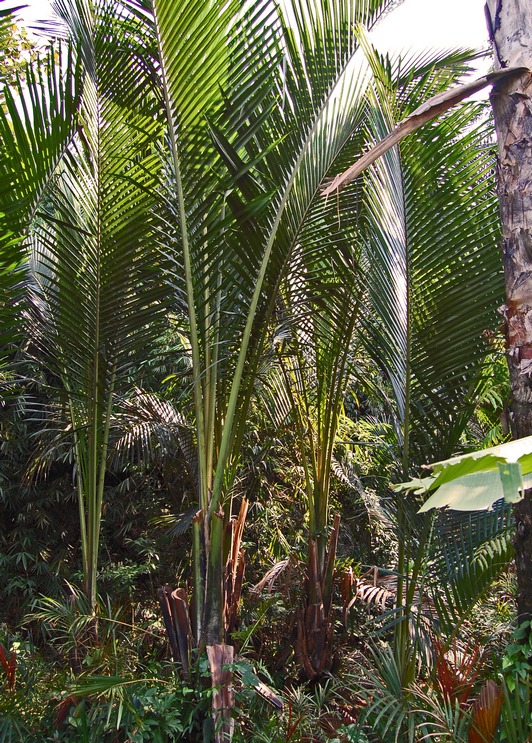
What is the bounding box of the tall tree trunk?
[486,0,532,624]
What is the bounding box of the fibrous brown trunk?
[486,0,532,624]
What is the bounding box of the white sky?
[20,0,491,63]
[373,0,490,57]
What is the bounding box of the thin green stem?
[153,1,208,515]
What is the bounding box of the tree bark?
[486,0,532,624]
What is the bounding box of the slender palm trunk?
[486,0,532,623]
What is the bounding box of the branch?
[321,66,530,197]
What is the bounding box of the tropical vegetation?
[0,0,530,741]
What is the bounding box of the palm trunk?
[486,0,532,624]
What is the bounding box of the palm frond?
[354,39,503,466]
[203,0,398,501]
[0,37,81,361]
[109,391,198,487]
[429,502,514,634]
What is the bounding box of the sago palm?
[2,0,402,686]
[337,39,504,671]
[271,35,505,678]
[150,0,398,660]
[1,0,171,613]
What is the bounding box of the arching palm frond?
[108,390,197,487]
[315,37,504,663]
[372,502,513,648]
[356,40,502,468]
[0,30,81,366]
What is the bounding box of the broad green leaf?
[418,455,532,512]
[392,476,435,495]
[498,461,526,504]
[429,434,532,490]
[419,469,508,512]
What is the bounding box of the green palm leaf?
[276,183,364,548]
[0,30,81,364]
[429,502,514,634]
[355,41,503,466]
[324,38,505,660]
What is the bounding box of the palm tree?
[273,36,505,678]
[150,0,399,661]
[1,0,171,613]
[341,38,504,670]
[2,0,399,707]
[274,180,364,677]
